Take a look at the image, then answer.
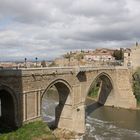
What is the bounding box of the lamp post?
[35,57,38,67]
[24,58,27,68]
[108,58,111,66]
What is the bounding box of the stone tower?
[130,43,140,69]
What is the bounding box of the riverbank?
[86,96,140,111]
[53,128,83,140]
[0,121,83,140]
[0,121,57,140]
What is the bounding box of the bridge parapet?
[0,66,129,76]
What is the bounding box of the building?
[123,48,131,67]
[84,48,115,62]
[123,43,140,69]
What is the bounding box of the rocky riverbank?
[53,128,83,140]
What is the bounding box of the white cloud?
[0,0,140,60]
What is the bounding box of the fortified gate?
[0,66,136,133]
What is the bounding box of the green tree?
[113,49,124,60]
[75,53,84,61]
[88,81,101,99]
[133,67,140,104]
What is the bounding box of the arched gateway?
[0,67,137,133]
[0,86,17,132]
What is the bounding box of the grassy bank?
[0,121,57,140]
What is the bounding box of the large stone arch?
[0,85,18,132]
[86,72,114,106]
[41,79,72,128]
[42,79,72,98]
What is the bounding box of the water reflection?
[41,86,59,128]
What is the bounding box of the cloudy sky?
[0,0,140,61]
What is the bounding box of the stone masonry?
[0,66,136,133]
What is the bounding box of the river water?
[83,99,140,140]
[42,92,140,140]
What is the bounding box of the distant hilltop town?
[55,48,121,67]
[54,43,140,69]
[0,43,140,69]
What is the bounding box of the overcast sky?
[0,0,140,61]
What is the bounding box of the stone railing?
[0,65,129,77]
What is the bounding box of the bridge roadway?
[0,66,136,133]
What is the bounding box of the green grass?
[0,121,57,140]
[88,86,99,99]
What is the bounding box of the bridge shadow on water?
[85,101,103,116]
[86,74,113,116]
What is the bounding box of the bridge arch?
[42,79,72,97]
[86,72,114,105]
[0,85,18,132]
[41,79,72,128]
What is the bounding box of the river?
[42,92,140,140]
[83,99,140,140]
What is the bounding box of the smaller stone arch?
[0,85,18,132]
[41,79,72,128]
[86,72,114,105]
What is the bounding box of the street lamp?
[24,58,27,68]
[108,58,111,66]
[35,57,38,67]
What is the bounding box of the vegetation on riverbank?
[133,67,140,105]
[0,121,57,140]
[88,83,100,99]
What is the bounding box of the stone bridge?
[0,66,136,133]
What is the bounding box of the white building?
[84,53,115,62]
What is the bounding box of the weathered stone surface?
[0,66,136,133]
